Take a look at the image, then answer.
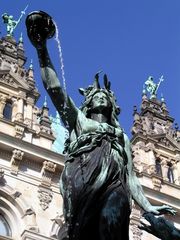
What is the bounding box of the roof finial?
[43,96,47,107]
[29,59,33,70]
[161,93,165,102]
[142,84,146,95]
[19,32,23,43]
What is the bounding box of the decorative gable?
[0,69,29,91]
[154,134,180,151]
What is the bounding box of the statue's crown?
[79,72,120,116]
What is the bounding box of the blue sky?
[1,1,180,136]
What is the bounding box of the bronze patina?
[26,11,175,240]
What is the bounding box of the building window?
[3,102,12,120]
[167,163,174,183]
[0,214,11,237]
[155,159,162,176]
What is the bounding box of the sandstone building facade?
[0,35,179,240]
[0,35,65,240]
[129,90,180,239]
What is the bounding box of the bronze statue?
[2,5,28,36]
[26,11,175,240]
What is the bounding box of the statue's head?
[79,73,121,128]
[2,13,9,23]
[90,90,111,112]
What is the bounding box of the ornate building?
[129,87,180,239]
[0,35,65,240]
[0,34,179,240]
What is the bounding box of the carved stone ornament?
[38,187,53,210]
[15,124,24,139]
[0,73,16,87]
[41,161,57,187]
[175,154,180,162]
[158,137,174,149]
[4,41,17,53]
[43,161,56,173]
[131,224,142,240]
[24,118,32,128]
[0,168,5,183]
[130,202,142,240]
[10,149,24,174]
[22,207,39,232]
[50,213,65,238]
[11,190,22,199]
[147,164,156,175]
[15,112,23,122]
[152,177,162,191]
[0,93,7,103]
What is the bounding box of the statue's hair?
[79,73,121,129]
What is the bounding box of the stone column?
[11,98,18,122]
[24,97,34,128]
[172,162,179,185]
[0,95,7,117]
[175,155,180,184]
[16,98,24,122]
[24,104,33,128]
[26,104,33,119]
[161,159,169,181]
[147,145,156,174]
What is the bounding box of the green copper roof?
[51,112,68,154]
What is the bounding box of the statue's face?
[91,92,110,111]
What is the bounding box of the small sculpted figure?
[2,13,16,36]
[26,12,175,240]
[144,75,164,99]
[140,213,180,240]
[2,5,28,36]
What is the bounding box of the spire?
[19,32,23,43]
[29,59,33,70]
[175,123,179,131]
[161,93,165,102]
[39,99,52,135]
[26,59,35,89]
[43,96,48,108]
[17,34,26,67]
[142,84,148,100]
[161,93,169,115]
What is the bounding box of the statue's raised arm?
[26,11,78,131]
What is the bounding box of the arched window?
[155,159,162,176]
[0,214,11,237]
[3,102,12,120]
[167,163,174,183]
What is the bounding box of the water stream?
[54,22,70,137]
[54,21,67,92]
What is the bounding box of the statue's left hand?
[147,205,176,215]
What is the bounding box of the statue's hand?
[147,205,176,215]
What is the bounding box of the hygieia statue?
[26,11,175,240]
